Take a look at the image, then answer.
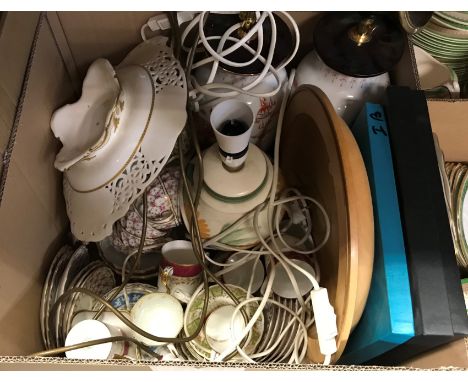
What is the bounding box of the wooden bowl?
[280,85,374,364]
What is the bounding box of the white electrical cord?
[182,11,300,102]
[228,297,309,363]
[207,69,336,365]
[178,11,337,365]
[206,11,263,84]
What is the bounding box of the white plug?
[310,287,338,357]
[146,12,196,32]
[147,15,170,32]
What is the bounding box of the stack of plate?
[41,244,117,349]
[40,245,75,349]
[255,295,307,363]
[445,162,468,273]
[58,261,116,346]
[411,12,468,92]
[40,245,119,349]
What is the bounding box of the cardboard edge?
[1,356,463,371]
[45,11,81,96]
[0,12,43,206]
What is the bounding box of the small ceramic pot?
[157,240,203,303]
[294,50,390,124]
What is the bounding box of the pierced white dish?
[51,36,187,242]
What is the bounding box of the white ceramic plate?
[282,298,303,363]
[272,259,316,299]
[222,253,265,293]
[257,295,282,362]
[61,261,102,341]
[254,301,275,355]
[272,297,293,363]
[268,296,288,362]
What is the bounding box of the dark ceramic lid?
[313,12,406,78]
[195,12,295,75]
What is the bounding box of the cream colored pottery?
[294,50,389,124]
[180,144,278,248]
[51,36,187,242]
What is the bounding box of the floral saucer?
[184,284,264,360]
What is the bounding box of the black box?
[366,86,468,366]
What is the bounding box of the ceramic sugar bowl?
[295,12,405,124]
[51,36,188,242]
[181,100,281,248]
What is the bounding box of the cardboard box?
[0,11,466,370]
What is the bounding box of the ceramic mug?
[65,319,129,360]
[157,240,203,303]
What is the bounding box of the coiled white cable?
[182,11,299,101]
